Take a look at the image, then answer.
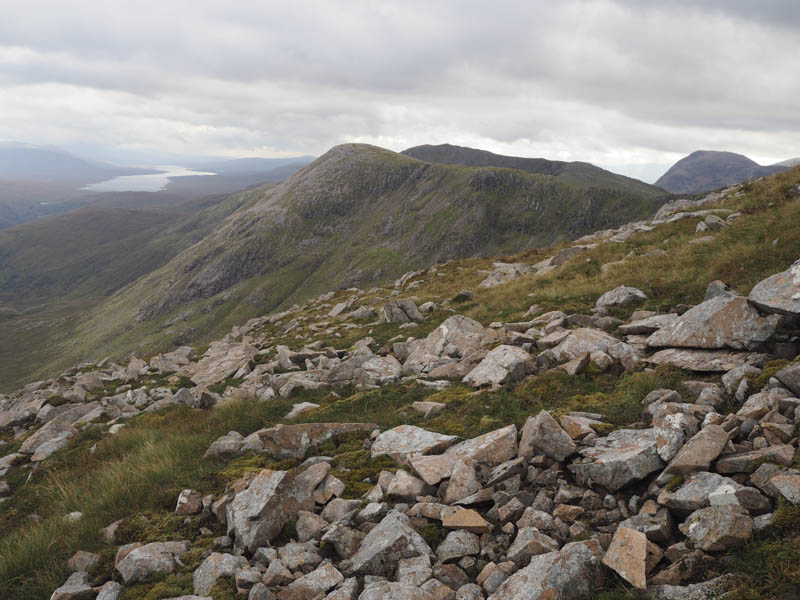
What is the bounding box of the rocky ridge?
[3,181,800,599]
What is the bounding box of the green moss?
[665,474,684,492]
[113,511,195,545]
[770,499,800,534]
[118,572,194,600]
[753,360,790,392]
[330,450,399,499]
[209,576,237,600]
[416,522,444,548]
[45,395,72,407]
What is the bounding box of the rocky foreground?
[3,187,800,599]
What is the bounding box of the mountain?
[190,156,315,175]
[655,150,789,194]
[0,142,159,182]
[2,162,800,600]
[402,143,665,196]
[0,142,669,388]
[774,158,800,168]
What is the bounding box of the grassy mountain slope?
[402,143,665,197]
[1,142,668,387]
[655,149,788,194]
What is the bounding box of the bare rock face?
[647,348,769,372]
[402,315,490,376]
[115,541,189,583]
[487,540,603,600]
[227,464,329,552]
[595,285,648,308]
[678,506,753,552]
[358,582,436,600]
[663,425,728,475]
[479,262,532,288]
[646,294,776,351]
[551,328,640,370]
[277,563,344,599]
[569,428,663,491]
[190,340,257,387]
[371,425,458,465]
[342,510,432,576]
[658,471,769,514]
[251,422,377,461]
[519,410,576,462]
[445,425,518,467]
[462,345,532,387]
[748,258,800,316]
[603,527,648,590]
[193,552,248,596]
[776,362,800,396]
[380,300,423,324]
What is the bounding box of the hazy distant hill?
[655,150,789,194]
[402,143,665,197]
[0,142,158,182]
[190,156,315,175]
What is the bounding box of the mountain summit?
[655,150,788,194]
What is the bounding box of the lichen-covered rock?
[603,527,648,590]
[50,571,94,600]
[647,348,769,372]
[343,510,432,576]
[663,425,728,475]
[358,582,436,600]
[372,425,458,465]
[551,328,640,369]
[193,552,247,596]
[646,294,776,351]
[569,428,663,491]
[445,425,518,467]
[402,316,490,376]
[519,410,576,462]
[278,563,344,599]
[115,541,189,583]
[250,422,377,460]
[487,540,603,599]
[596,286,648,308]
[748,258,800,316]
[658,471,769,514]
[716,444,795,473]
[462,345,532,387]
[678,506,753,551]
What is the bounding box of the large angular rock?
[519,411,576,462]
[437,530,480,563]
[462,345,532,387]
[343,510,432,576]
[647,574,736,600]
[50,571,94,600]
[278,563,344,599]
[360,356,403,386]
[193,552,247,596]
[358,582,436,600]
[402,316,490,376]
[445,425,518,467]
[716,444,795,474]
[603,527,648,590]
[596,286,648,308]
[769,474,800,505]
[658,472,769,514]
[115,541,189,583]
[551,328,640,369]
[663,425,728,475]
[479,263,532,288]
[19,418,77,461]
[191,340,257,387]
[409,453,459,486]
[569,428,663,491]
[250,423,377,460]
[371,425,458,465]
[678,506,752,551]
[647,348,769,372]
[748,258,800,316]
[506,527,559,565]
[487,540,603,600]
[647,294,776,351]
[380,300,423,324]
[618,314,678,335]
[775,362,800,396]
[227,464,329,552]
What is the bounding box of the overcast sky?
[0,0,798,181]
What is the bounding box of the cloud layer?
[1,0,798,180]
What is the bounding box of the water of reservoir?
[82,165,216,192]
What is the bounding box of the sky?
[0,1,798,182]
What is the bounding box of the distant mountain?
[190,156,315,175]
[402,143,665,197]
[0,142,159,182]
[774,158,800,168]
[655,150,789,194]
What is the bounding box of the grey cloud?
[0,0,797,176]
